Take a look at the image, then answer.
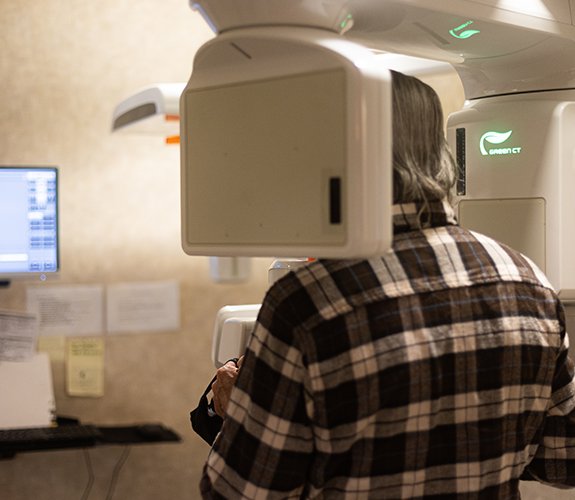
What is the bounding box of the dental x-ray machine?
[178,0,575,364]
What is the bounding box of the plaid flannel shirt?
[201,200,575,499]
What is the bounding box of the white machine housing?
[181,0,575,261]
[190,0,575,99]
[180,27,393,258]
[112,83,184,134]
[211,304,261,367]
[447,91,575,299]
[180,0,575,363]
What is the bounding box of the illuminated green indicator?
[340,14,354,31]
[449,20,481,39]
[480,130,522,156]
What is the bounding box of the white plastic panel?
[342,1,575,98]
[190,0,351,33]
[191,1,575,99]
[448,91,575,295]
[191,0,575,34]
[470,0,572,23]
[180,27,393,258]
[217,319,255,367]
[183,70,347,247]
[211,305,261,367]
[112,84,184,133]
[459,198,546,272]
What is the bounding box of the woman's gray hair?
[390,70,457,206]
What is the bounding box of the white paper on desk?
[27,285,104,336]
[0,352,55,429]
[106,281,180,334]
[0,310,38,361]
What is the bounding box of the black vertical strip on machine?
[456,128,466,196]
[329,177,342,225]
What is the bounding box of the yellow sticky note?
[66,338,105,397]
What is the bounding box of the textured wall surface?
[0,1,571,499]
[0,2,268,498]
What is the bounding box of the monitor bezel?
[0,166,60,286]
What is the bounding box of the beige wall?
[0,2,563,499]
[0,1,269,499]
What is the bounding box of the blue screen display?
[0,167,59,278]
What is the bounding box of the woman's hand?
[211,357,244,418]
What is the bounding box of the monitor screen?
[0,167,59,283]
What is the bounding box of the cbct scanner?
[115,0,575,365]
[185,0,575,363]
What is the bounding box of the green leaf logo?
[451,29,481,39]
[449,20,481,39]
[480,130,513,155]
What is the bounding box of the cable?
[80,449,94,500]
[105,446,131,500]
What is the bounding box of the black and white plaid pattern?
[201,200,575,499]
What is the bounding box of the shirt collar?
[393,199,457,234]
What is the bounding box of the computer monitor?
[0,166,59,285]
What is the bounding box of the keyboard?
[0,425,103,452]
